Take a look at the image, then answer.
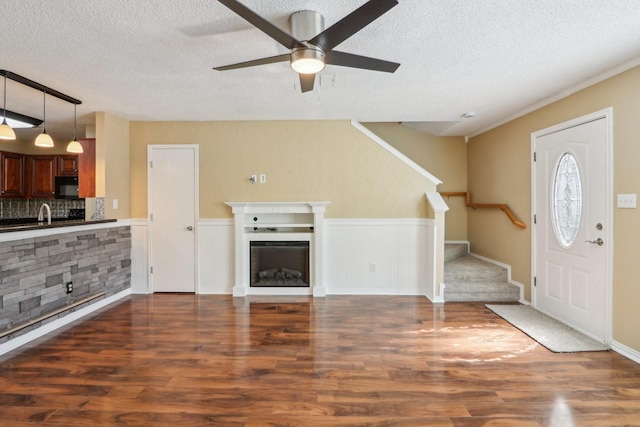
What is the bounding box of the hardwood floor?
[1,294,639,426]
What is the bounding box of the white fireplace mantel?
[225,201,330,297]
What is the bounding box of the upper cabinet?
[57,155,79,176]
[0,152,26,198]
[28,155,57,199]
[0,150,93,199]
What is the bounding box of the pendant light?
[0,74,16,140]
[66,103,83,153]
[35,91,54,147]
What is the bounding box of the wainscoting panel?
[130,220,149,294]
[198,219,234,294]
[132,218,435,296]
[325,219,435,295]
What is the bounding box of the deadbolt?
[596,223,603,230]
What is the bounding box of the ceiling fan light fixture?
[291,48,325,74]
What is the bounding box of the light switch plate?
[617,193,636,208]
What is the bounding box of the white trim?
[426,192,449,213]
[428,284,446,304]
[350,119,442,186]
[470,252,526,303]
[0,289,131,356]
[611,340,640,365]
[531,108,614,344]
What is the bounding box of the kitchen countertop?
[0,219,117,233]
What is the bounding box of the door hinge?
[150,266,153,274]
[533,152,536,162]
[150,213,153,221]
[534,214,537,224]
[534,276,537,287]
[149,160,153,168]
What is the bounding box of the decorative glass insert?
[552,152,582,247]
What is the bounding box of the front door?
[148,145,198,292]
[533,111,611,342]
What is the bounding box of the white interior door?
[533,114,611,342]
[148,145,198,293]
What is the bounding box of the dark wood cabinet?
[56,155,79,176]
[0,147,93,200]
[28,155,57,199]
[78,138,96,198]
[0,152,26,198]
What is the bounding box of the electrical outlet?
[250,175,257,184]
[65,281,73,294]
[369,263,376,272]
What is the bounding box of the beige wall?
[96,112,130,219]
[362,122,468,240]
[468,65,640,352]
[129,120,437,219]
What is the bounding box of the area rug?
[486,304,609,353]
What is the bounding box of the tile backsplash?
[0,198,86,220]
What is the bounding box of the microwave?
[55,176,80,199]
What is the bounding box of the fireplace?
[250,241,310,287]
[225,201,329,297]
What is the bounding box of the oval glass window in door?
[552,152,583,247]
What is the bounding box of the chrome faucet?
[38,203,51,225]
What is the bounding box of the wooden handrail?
[440,191,526,229]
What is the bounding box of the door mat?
[486,304,609,353]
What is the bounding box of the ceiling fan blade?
[325,50,400,73]
[214,54,290,71]
[309,0,398,52]
[218,0,305,50]
[299,73,316,93]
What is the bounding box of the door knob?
[586,238,604,246]
[186,226,193,231]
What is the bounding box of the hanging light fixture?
[0,74,16,140]
[34,91,54,147]
[66,103,83,153]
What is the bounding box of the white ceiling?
[2,0,640,143]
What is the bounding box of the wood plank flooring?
[1,295,639,426]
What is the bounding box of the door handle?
[186,226,193,231]
[586,238,604,246]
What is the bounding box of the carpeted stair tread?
[444,255,508,282]
[444,253,519,302]
[445,281,520,302]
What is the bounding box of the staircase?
[444,243,520,302]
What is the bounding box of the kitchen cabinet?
[0,151,26,198]
[28,155,57,199]
[56,155,79,176]
[78,138,96,198]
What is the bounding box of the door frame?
[147,144,200,293]
[531,107,613,342]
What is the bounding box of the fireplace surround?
[225,202,329,297]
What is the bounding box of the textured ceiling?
[2,0,640,143]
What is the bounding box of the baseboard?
[0,289,131,357]
[611,340,640,364]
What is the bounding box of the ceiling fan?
[213,0,400,93]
